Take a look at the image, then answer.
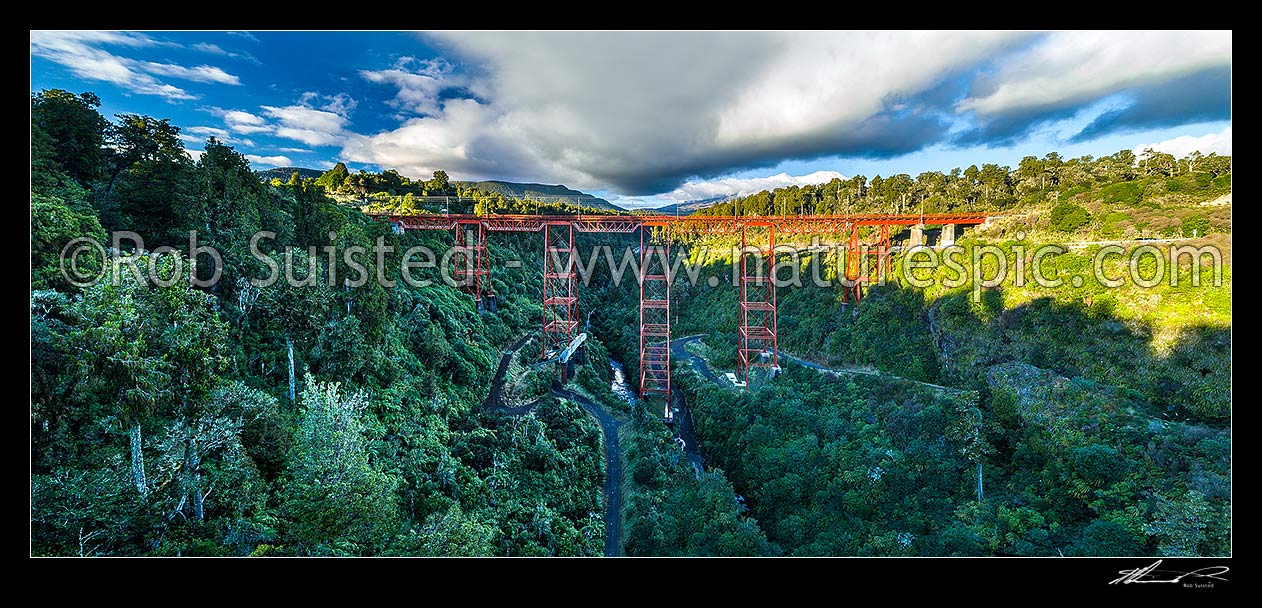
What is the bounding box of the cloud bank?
[335,30,1229,196]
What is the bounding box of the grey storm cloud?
[342,30,1231,195]
[1072,67,1232,142]
[950,102,1086,147]
[953,30,1231,147]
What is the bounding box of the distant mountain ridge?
[459,180,624,212]
[648,195,730,215]
[256,166,324,181]
[252,168,625,212]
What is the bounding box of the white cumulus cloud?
[245,154,293,168]
[262,100,351,147]
[360,57,458,116]
[1133,126,1232,159]
[31,30,242,100]
[185,125,231,139]
[216,109,270,134]
[205,94,356,148]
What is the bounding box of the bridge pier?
[639,227,672,420]
[844,224,860,305]
[877,224,890,280]
[738,222,778,387]
[941,223,957,247]
[453,221,490,307]
[842,224,891,305]
[542,222,578,375]
[910,224,924,247]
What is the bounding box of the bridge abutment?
[910,224,925,247]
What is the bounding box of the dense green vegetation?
[31,89,605,556]
[654,157,1231,555]
[258,166,324,182]
[459,180,623,212]
[696,149,1231,217]
[682,366,989,555]
[571,138,1232,557]
[290,162,622,217]
[621,417,774,556]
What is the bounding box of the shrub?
[1058,183,1092,203]
[1050,202,1091,232]
[1099,212,1131,239]
[1181,214,1211,238]
[1100,181,1143,205]
[1070,520,1141,556]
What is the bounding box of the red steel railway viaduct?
[376,212,988,419]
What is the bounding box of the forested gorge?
[31,89,606,556]
[665,160,1230,554]
[583,134,1232,555]
[31,88,1230,557]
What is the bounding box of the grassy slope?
[663,181,1230,555]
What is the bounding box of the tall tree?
[427,170,451,194]
[31,89,107,185]
[192,139,269,303]
[103,115,195,243]
[314,162,350,191]
[105,114,187,194]
[283,375,401,554]
[31,194,107,290]
[158,381,270,522]
[1139,148,1178,177]
[68,262,171,497]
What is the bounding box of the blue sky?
[31,31,1231,208]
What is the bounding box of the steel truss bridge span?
[373,212,989,419]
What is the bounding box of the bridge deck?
[375,210,990,402]
[376,212,989,233]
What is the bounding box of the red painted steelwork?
[542,223,579,377]
[638,227,672,420]
[738,223,778,386]
[452,222,489,304]
[379,212,988,233]
[374,212,986,381]
[840,223,894,305]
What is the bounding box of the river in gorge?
[609,360,637,408]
